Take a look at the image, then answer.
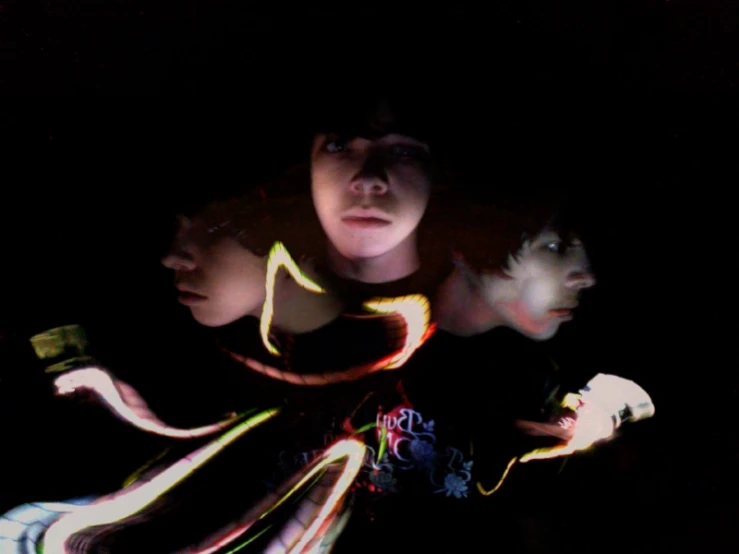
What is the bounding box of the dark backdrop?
[2,3,738,552]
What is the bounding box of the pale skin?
[435,229,596,341]
[436,228,602,468]
[310,132,432,284]
[161,215,342,333]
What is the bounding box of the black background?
[1,2,738,552]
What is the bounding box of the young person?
[307,89,453,306]
[332,189,605,552]
[434,190,596,340]
[161,186,342,334]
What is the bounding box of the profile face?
[480,229,596,340]
[161,216,266,327]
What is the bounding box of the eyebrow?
[320,127,428,143]
[379,134,429,147]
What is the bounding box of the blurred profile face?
[480,229,596,341]
[161,216,267,327]
[310,131,432,261]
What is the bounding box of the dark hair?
[308,77,441,149]
[190,168,325,259]
[308,83,455,201]
[423,185,586,273]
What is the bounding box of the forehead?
[312,96,432,145]
[312,132,429,149]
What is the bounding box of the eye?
[390,143,428,160]
[324,138,349,153]
[206,220,231,235]
[544,241,564,254]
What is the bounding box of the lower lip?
[178,292,207,305]
[341,217,391,229]
[549,309,574,320]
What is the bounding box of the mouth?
[548,307,576,319]
[341,208,391,229]
[341,216,392,229]
[176,287,207,305]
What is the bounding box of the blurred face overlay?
[310,102,432,282]
[480,229,596,341]
[161,216,267,327]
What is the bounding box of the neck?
[326,233,420,284]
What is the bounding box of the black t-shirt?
[332,328,566,552]
[222,266,565,552]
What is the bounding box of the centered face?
[310,132,432,261]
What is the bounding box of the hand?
[563,401,617,450]
[517,401,616,462]
[519,373,654,463]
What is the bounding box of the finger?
[514,420,575,441]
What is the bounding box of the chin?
[529,327,560,341]
[191,310,234,328]
[338,241,395,261]
[193,317,225,328]
[347,247,392,260]
[516,322,560,342]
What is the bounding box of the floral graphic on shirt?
[268,405,473,499]
[376,404,473,498]
[442,473,468,498]
[430,448,474,498]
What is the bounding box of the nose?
[350,178,389,196]
[350,154,389,196]
[161,248,197,272]
[565,270,596,290]
[161,216,198,271]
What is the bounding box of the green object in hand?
[30,324,95,374]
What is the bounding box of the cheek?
[479,279,498,306]
[208,244,263,292]
[520,278,558,315]
[218,266,258,297]
[205,260,265,324]
[391,167,431,214]
[311,164,345,212]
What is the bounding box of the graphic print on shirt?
[376,402,474,498]
[269,402,474,500]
